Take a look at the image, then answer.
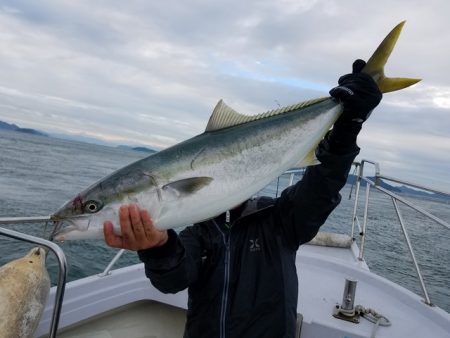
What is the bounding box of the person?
[103,59,382,338]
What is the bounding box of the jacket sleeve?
[274,136,360,250]
[137,226,204,294]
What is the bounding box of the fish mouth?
[49,220,69,241]
[49,215,91,241]
[49,221,69,241]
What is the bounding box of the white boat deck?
[55,301,186,338]
[35,235,450,338]
[297,243,450,338]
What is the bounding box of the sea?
[1,129,449,313]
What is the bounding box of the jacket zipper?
[213,220,231,338]
[210,204,272,337]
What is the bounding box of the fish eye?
[83,200,102,213]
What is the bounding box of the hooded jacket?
[138,137,359,338]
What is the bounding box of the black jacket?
[138,138,359,338]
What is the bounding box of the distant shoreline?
[0,120,157,154]
[0,121,48,137]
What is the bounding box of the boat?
[1,159,449,338]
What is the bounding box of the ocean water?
[1,129,449,313]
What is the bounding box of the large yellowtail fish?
[0,248,50,338]
[51,21,420,240]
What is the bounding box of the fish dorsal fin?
[205,97,329,132]
[205,100,248,132]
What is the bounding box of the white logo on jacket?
[249,238,261,252]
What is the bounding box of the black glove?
[326,59,382,153]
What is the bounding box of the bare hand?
[103,204,168,251]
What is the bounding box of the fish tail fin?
[362,21,421,93]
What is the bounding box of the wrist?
[138,229,179,260]
[326,121,362,154]
[155,231,169,247]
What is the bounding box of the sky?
[0,0,449,191]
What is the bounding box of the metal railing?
[99,248,126,276]
[265,162,450,307]
[274,168,305,198]
[350,160,450,306]
[0,216,66,338]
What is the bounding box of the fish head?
[50,167,159,241]
[50,190,114,241]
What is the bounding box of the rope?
[355,305,391,338]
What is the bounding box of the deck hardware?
[333,278,360,323]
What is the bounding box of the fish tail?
[362,21,421,93]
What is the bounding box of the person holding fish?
[103,59,382,338]
[47,22,417,338]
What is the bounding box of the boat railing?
[0,217,66,338]
[351,159,450,306]
[99,248,126,276]
[268,161,450,307]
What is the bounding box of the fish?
[50,21,420,241]
[0,247,50,338]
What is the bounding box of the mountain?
[0,120,158,152]
[116,145,157,154]
[347,175,401,192]
[347,174,450,202]
[0,121,47,136]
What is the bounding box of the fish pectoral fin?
[297,148,320,167]
[162,177,213,197]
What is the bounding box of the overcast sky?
[0,0,449,191]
